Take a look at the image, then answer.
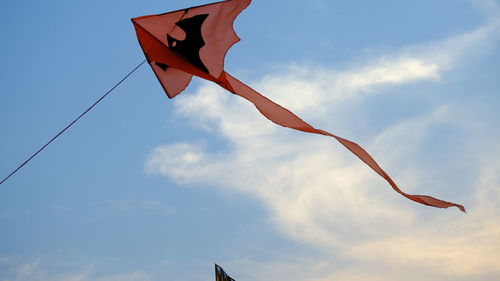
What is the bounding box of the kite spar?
[131,0,465,212]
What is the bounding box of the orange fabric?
[218,72,465,212]
[132,0,465,212]
[132,0,250,86]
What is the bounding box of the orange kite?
[132,0,465,212]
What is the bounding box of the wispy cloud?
[144,2,500,281]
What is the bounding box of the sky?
[0,0,499,280]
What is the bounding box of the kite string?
[0,59,147,186]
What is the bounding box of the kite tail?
[217,71,466,212]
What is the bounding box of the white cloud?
[145,2,500,281]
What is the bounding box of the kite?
[131,0,465,212]
[216,264,236,281]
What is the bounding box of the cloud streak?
[145,3,500,281]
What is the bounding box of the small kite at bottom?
[131,0,465,212]
[216,264,236,281]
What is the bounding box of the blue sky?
[1,0,499,280]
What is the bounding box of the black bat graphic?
[154,62,170,71]
[165,13,210,73]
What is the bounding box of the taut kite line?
[131,0,464,212]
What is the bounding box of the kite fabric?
[215,264,236,281]
[131,0,465,212]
